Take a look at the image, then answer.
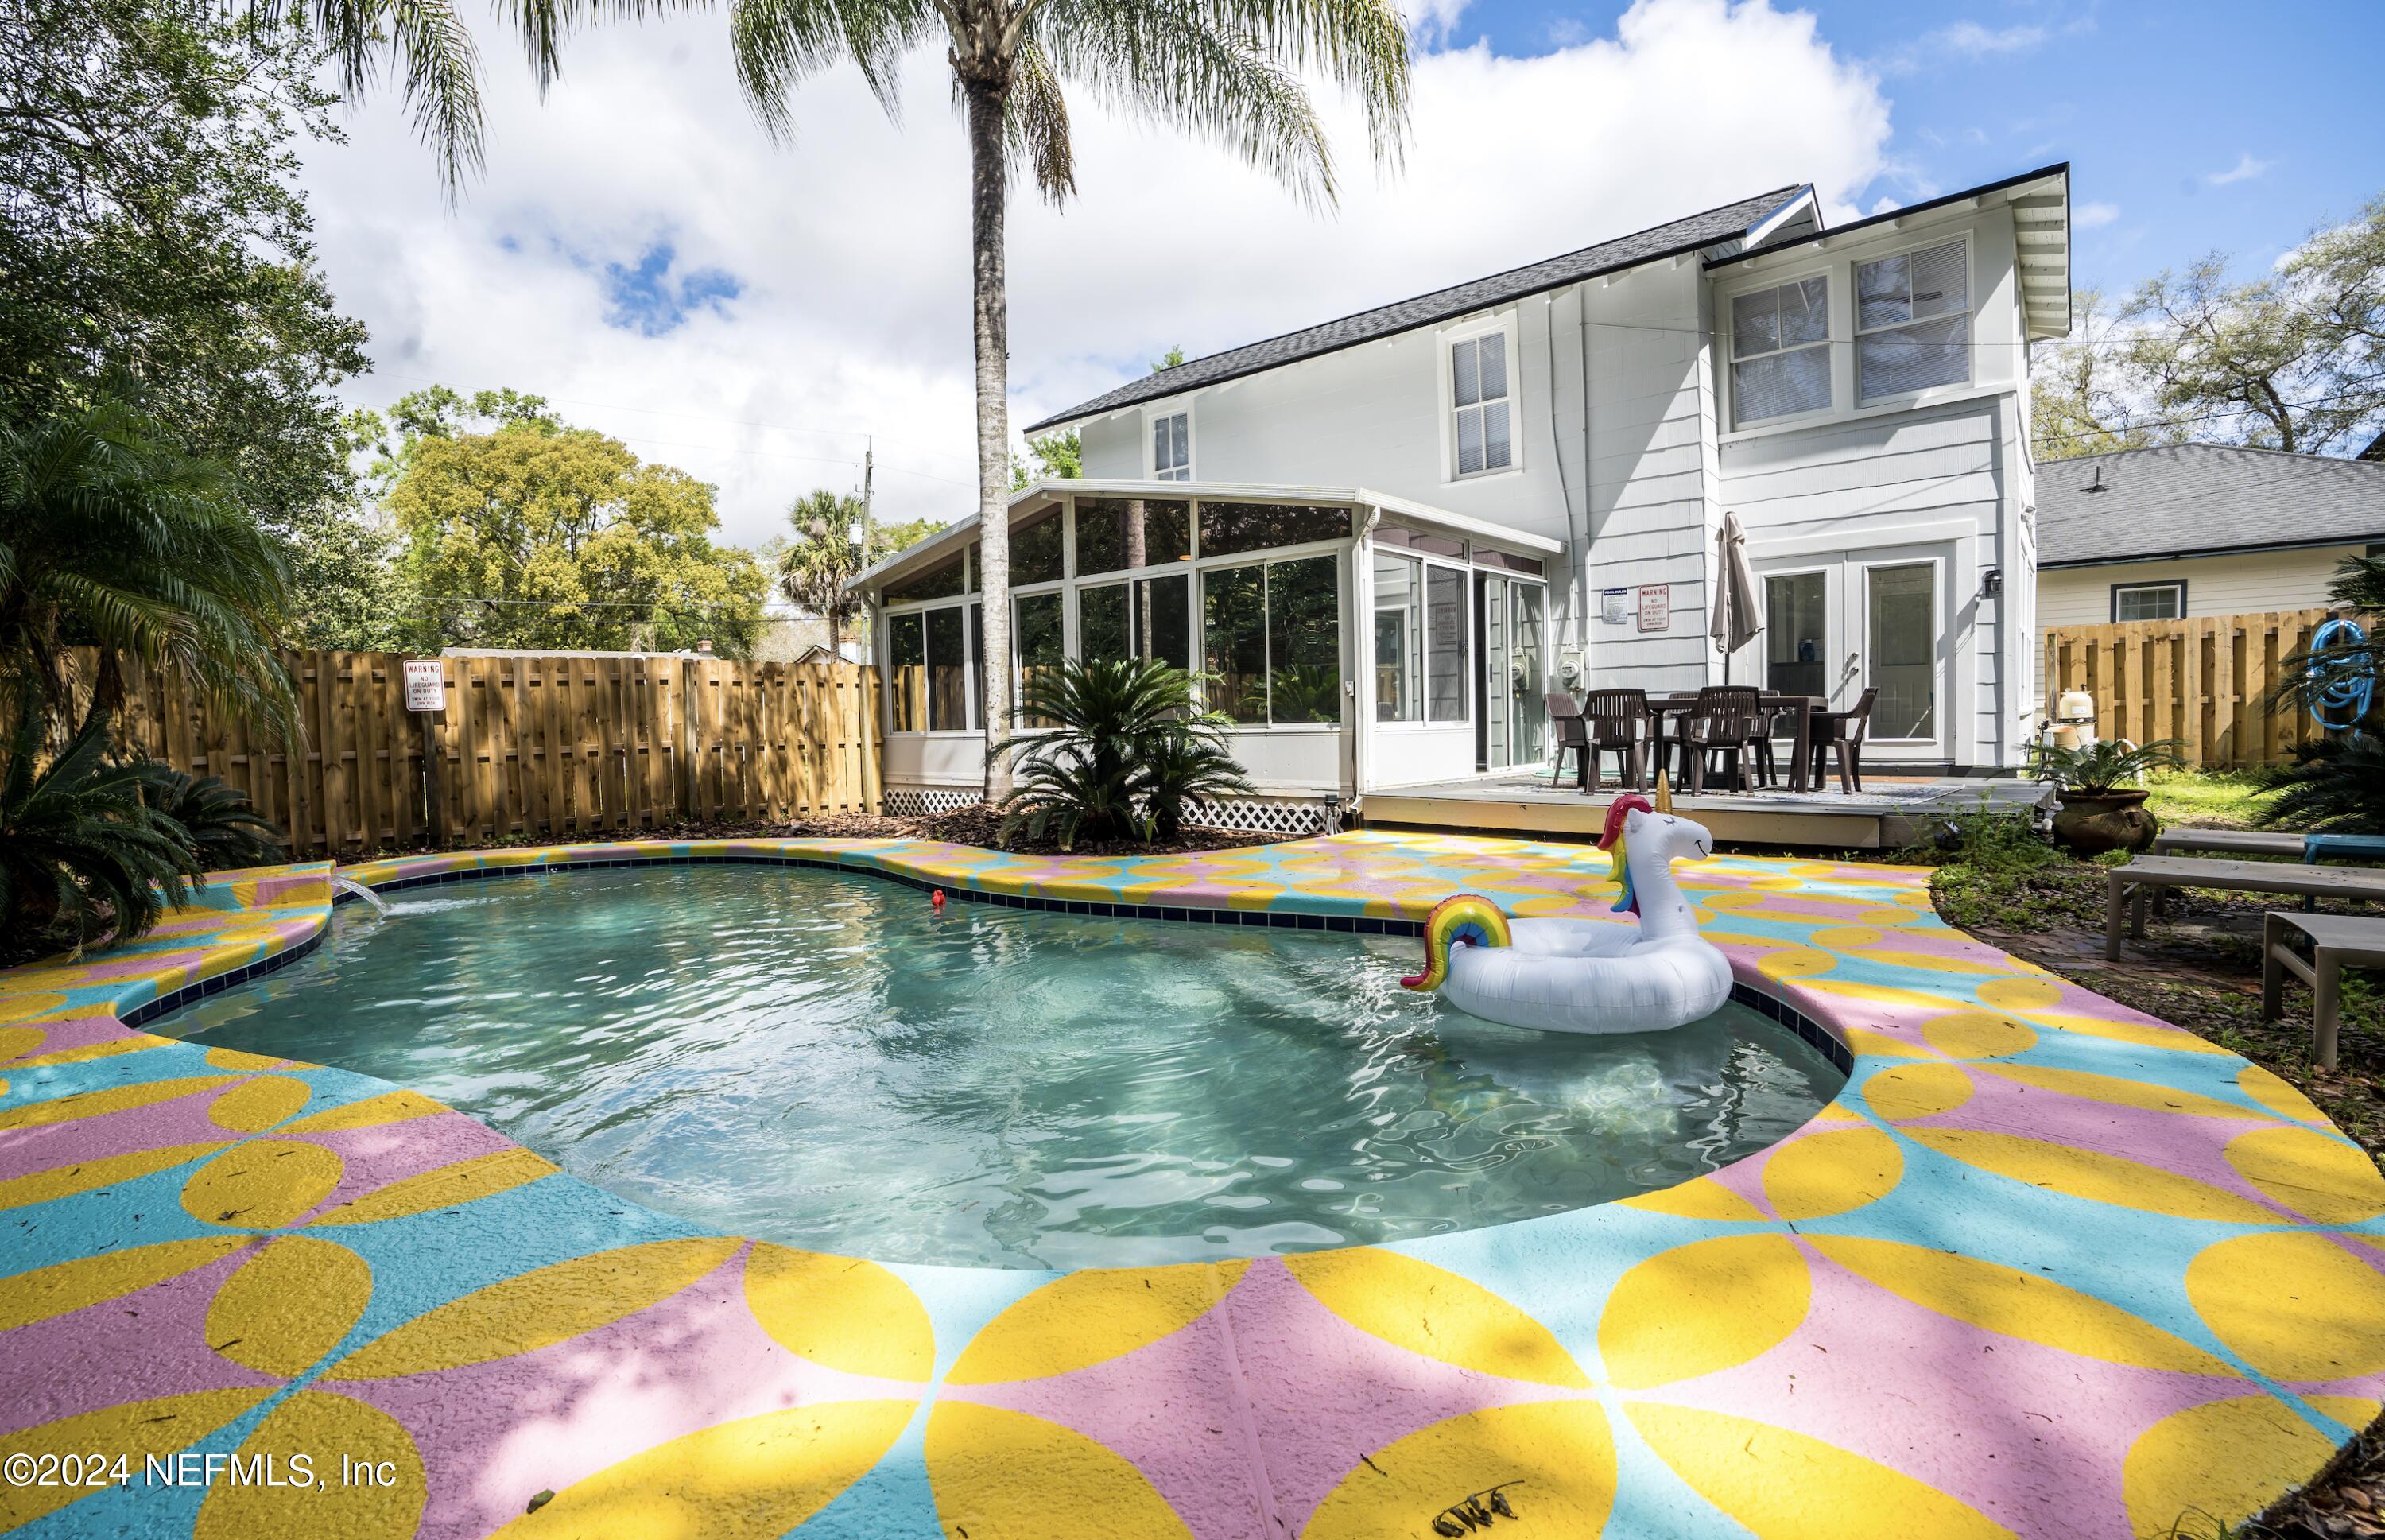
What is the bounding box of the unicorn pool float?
[1401,781,1733,1035]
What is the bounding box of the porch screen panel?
[885,551,964,604]
[1014,592,1065,726]
[1137,573,1192,673]
[888,612,926,732]
[1373,553,1423,722]
[1197,502,1348,559]
[1079,582,1130,665]
[1204,564,1269,723]
[1766,573,1828,700]
[1269,556,1341,724]
[1074,498,1190,576]
[926,607,968,731]
[1509,583,1548,763]
[1868,563,1937,739]
[1010,511,1066,584]
[1425,564,1467,723]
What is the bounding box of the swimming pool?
[162,863,1844,1270]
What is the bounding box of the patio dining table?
[1642,692,1827,794]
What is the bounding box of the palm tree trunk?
[964,75,1014,803]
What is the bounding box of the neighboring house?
[2037,445,2385,626]
[853,163,2074,821]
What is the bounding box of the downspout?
[1545,293,1587,658]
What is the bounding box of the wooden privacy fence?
[111,651,883,859]
[2039,609,2335,767]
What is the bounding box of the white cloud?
[2206,152,2273,186]
[1875,19,2046,76]
[2073,200,2120,228]
[299,0,1891,549]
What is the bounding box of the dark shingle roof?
[1023,184,1805,433]
[2038,443,2385,566]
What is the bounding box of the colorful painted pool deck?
[4,832,2384,1540]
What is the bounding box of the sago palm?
[260,0,1410,801]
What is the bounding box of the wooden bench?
[2263,912,2385,1069]
[2150,828,2305,859]
[2105,855,2385,961]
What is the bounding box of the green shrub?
[0,708,204,950]
[138,765,285,869]
[989,657,1255,849]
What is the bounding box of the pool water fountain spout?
[330,876,391,916]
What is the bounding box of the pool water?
[167,866,1844,1270]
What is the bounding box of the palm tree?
[0,399,296,739]
[265,0,1410,800]
[775,488,874,648]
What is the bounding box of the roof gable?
[2036,443,2385,566]
[1023,184,1805,433]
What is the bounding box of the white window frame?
[1854,236,1975,405]
[1146,404,1193,482]
[1859,553,1946,749]
[1439,314,1523,483]
[1370,549,1472,730]
[1725,269,1836,430]
[2111,580,2185,623]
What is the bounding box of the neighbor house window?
[1202,556,1343,727]
[1857,239,1970,401]
[1451,332,1512,476]
[1152,411,1191,481]
[1732,276,1831,425]
[2112,581,2185,622]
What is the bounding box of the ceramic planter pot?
[2053,788,2158,855]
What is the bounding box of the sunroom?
[849,480,1564,832]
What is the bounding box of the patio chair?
[1546,692,1590,789]
[1809,687,1879,794]
[1580,689,1650,792]
[1678,686,1768,794]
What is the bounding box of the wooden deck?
[1356,771,2053,850]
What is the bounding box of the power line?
[2031,391,2373,448]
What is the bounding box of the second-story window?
[1152,411,1191,481]
[1451,332,1512,476]
[1858,239,1970,401]
[1731,276,1830,425]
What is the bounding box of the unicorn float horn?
[1400,894,1514,992]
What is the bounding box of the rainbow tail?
[1401,894,1514,991]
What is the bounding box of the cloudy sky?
[299,0,2384,549]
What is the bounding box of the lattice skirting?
[1181,797,1342,836]
[882,786,982,817]
[883,786,1340,836]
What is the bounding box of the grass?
[2144,768,2275,829]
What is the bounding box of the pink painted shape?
[0,1014,150,1065]
[293,1113,524,1221]
[948,1259,1580,1540]
[0,1251,277,1437]
[0,1087,237,1178]
[336,1243,916,1540]
[1648,1238,2248,1540]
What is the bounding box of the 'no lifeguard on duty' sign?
[402,659,446,712]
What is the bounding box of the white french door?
[1744,544,1951,765]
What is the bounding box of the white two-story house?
[854,164,2073,827]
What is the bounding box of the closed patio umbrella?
[1711,510,1763,683]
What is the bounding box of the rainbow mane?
[1400,894,1514,992]
[1597,795,1654,917]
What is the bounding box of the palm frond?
[1006,38,1077,204]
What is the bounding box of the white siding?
[2038,545,2359,627]
[1579,262,1717,694]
